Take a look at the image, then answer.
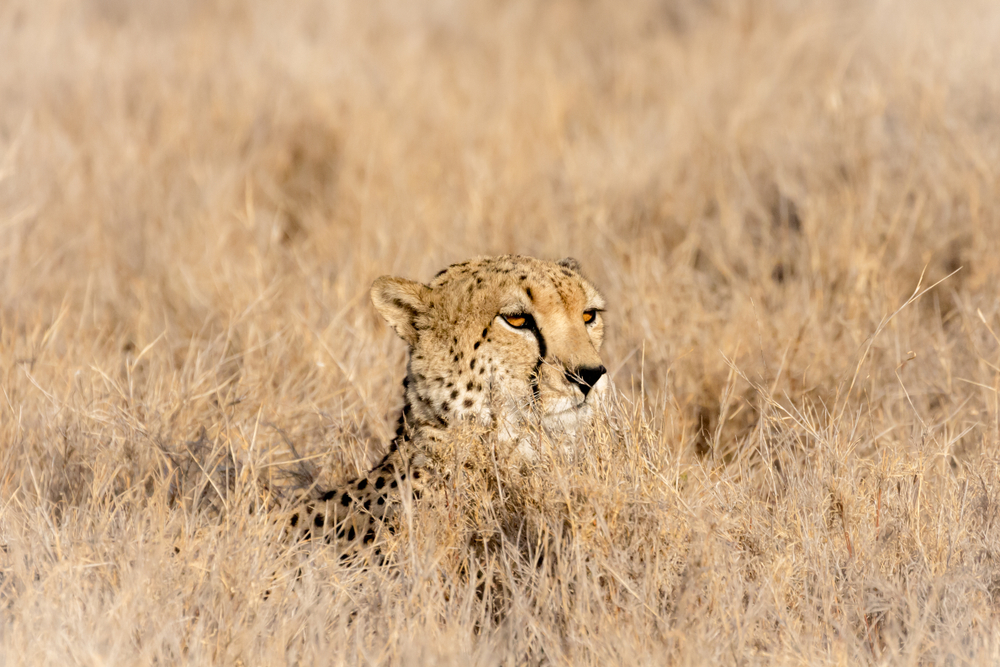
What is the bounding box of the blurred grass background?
[2,0,1000,664]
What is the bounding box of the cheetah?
[284,255,608,563]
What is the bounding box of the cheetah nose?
[566,365,606,398]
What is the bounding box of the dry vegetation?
[2,0,1000,664]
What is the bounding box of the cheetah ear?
[558,257,582,273]
[371,276,431,347]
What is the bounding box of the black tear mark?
[525,319,547,359]
[525,287,533,301]
[530,358,542,403]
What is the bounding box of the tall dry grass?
[2,0,1000,664]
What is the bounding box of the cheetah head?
[371,255,608,451]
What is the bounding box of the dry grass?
[2,0,1000,664]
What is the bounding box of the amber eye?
[502,314,528,328]
[583,309,598,324]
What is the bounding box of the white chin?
[541,402,592,436]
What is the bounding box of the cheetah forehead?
[429,255,605,316]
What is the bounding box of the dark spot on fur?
[336,528,345,538]
[357,479,368,491]
[375,476,385,489]
[453,355,459,362]
[451,389,459,399]
[341,493,352,507]
[363,499,371,511]
[320,489,337,501]
[473,341,480,350]
[314,513,325,528]
[347,526,356,541]
[377,495,386,505]
[441,401,450,412]
[289,513,299,527]
[561,268,572,277]
[482,328,489,338]
[363,530,375,544]
[470,359,476,370]
[340,553,349,561]
[391,480,398,488]
[519,274,527,281]
[467,381,474,390]
[413,470,421,480]
[463,398,474,408]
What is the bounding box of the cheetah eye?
[501,313,532,329]
[583,309,600,324]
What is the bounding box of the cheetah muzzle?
[283,255,608,564]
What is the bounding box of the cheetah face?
[371,255,608,448]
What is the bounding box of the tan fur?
[283,255,608,563]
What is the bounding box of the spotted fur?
[284,255,608,563]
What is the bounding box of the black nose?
[566,365,606,398]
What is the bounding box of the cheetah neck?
[393,369,450,436]
[384,372,450,463]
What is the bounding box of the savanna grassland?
[2,1,1000,664]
